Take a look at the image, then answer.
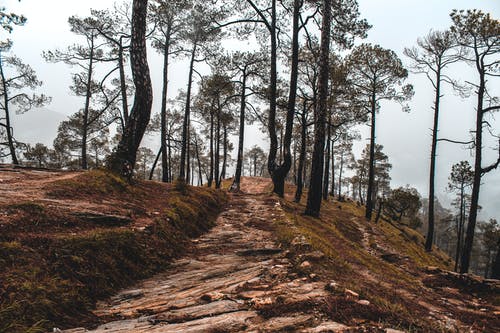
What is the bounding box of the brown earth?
[1,166,498,332]
[59,176,499,332]
[0,165,226,332]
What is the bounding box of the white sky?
[2,0,500,221]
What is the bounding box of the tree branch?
[481,139,500,175]
[437,138,475,145]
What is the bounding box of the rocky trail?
[61,178,363,333]
[3,167,496,332]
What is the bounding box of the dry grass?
[0,170,227,333]
[271,184,496,331]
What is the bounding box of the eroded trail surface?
[64,178,347,333]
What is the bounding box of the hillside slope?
[0,165,227,333]
[1,171,498,332]
[57,176,499,332]
[278,181,500,331]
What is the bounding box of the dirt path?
[62,177,354,333]
[0,166,80,204]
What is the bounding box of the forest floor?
[51,175,499,333]
[1,166,499,332]
[0,165,226,332]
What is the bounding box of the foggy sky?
[2,0,500,221]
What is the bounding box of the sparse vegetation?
[0,170,227,332]
[272,184,497,331]
[0,0,498,331]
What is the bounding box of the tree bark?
[118,38,129,130]
[491,238,500,279]
[365,91,377,220]
[108,0,152,178]
[268,0,300,197]
[0,55,18,165]
[323,120,331,200]
[266,0,280,191]
[330,139,335,196]
[81,36,95,170]
[375,199,383,224]
[454,186,465,272]
[220,124,228,183]
[305,0,331,217]
[426,66,442,251]
[230,70,247,192]
[149,147,161,180]
[460,70,485,273]
[208,110,214,187]
[160,27,171,182]
[167,134,172,182]
[338,152,344,198]
[186,119,191,184]
[194,135,203,186]
[215,108,220,188]
[179,43,197,181]
[294,106,307,203]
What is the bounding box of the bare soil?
[1,167,498,332]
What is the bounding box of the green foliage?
[23,143,50,168]
[383,186,422,224]
[347,43,414,112]
[0,4,26,34]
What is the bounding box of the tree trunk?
[215,110,220,189]
[358,175,364,205]
[305,0,331,217]
[167,134,172,182]
[149,147,161,180]
[81,36,95,170]
[375,199,383,224]
[293,137,297,184]
[108,0,152,178]
[330,139,335,196]
[160,28,171,182]
[118,38,129,130]
[491,239,500,279]
[230,71,247,192]
[253,156,257,177]
[294,107,307,203]
[460,71,485,274]
[338,153,344,198]
[266,0,279,192]
[208,111,214,187]
[323,121,331,200]
[484,249,492,278]
[220,124,228,183]
[454,186,465,272]
[365,92,377,220]
[186,121,191,184]
[195,136,203,186]
[179,43,197,181]
[268,0,299,197]
[0,55,18,165]
[426,66,442,252]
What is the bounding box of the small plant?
[173,179,188,194]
